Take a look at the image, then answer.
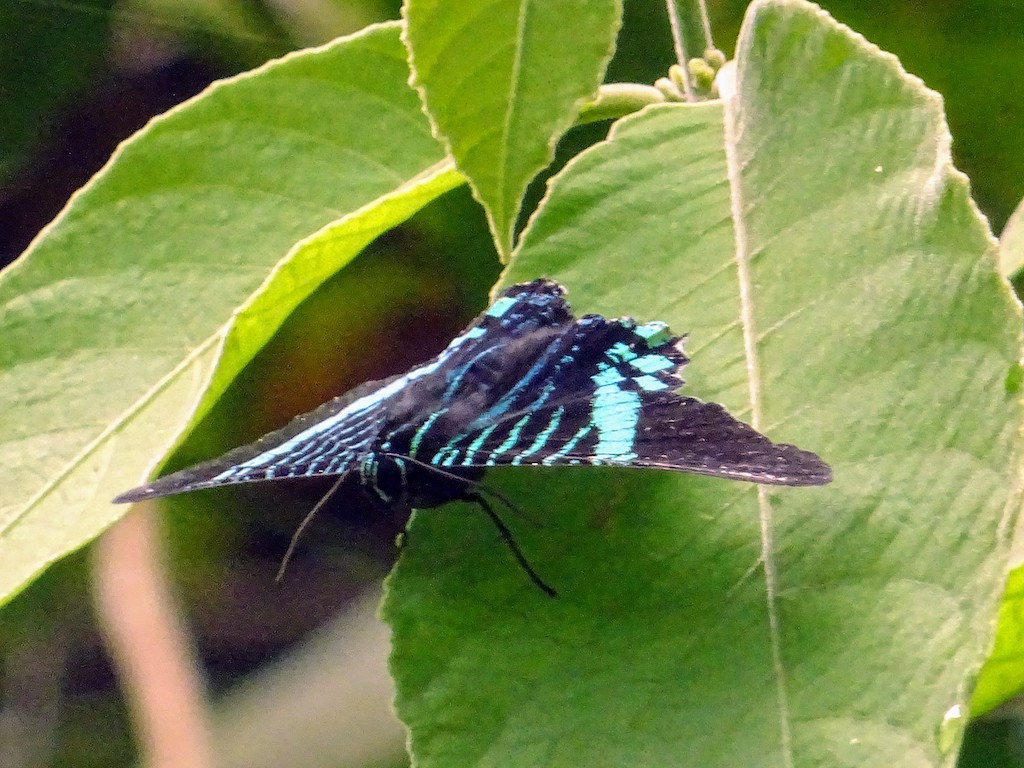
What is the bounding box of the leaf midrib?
[495,0,532,251]
[1,330,225,539]
[721,82,794,768]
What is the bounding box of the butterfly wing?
[114,279,575,503]
[414,312,831,486]
[112,377,396,502]
[487,394,832,485]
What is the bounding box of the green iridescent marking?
[541,423,593,464]
[606,341,637,363]
[486,296,517,318]
[635,321,672,347]
[462,423,500,465]
[408,408,445,457]
[482,413,533,466]
[363,456,390,503]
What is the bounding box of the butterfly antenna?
[276,474,346,583]
[381,453,556,597]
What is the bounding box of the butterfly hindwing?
[414,308,832,486]
[617,394,831,484]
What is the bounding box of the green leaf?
[0,22,461,607]
[402,0,622,258]
[999,197,1024,280]
[383,2,1022,766]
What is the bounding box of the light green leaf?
[0,22,460,607]
[402,0,622,258]
[999,197,1024,280]
[384,2,1022,766]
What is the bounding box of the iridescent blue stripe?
[606,341,636,363]
[211,333,479,479]
[511,406,564,465]
[486,296,517,318]
[461,423,499,465]
[635,374,670,392]
[479,413,533,467]
[591,384,640,461]
[408,408,446,458]
[541,423,593,465]
[593,363,625,387]
[630,354,674,373]
[471,337,564,426]
[443,344,502,400]
[634,321,671,346]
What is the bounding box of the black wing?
[114,279,575,503]
[407,310,831,486]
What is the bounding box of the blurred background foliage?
[1,0,1023,766]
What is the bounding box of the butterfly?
[115,278,831,595]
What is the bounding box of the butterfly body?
[115,279,831,584]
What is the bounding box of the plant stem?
[578,84,667,125]
[664,0,718,101]
[664,0,695,100]
[697,0,715,51]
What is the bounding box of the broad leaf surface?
[402,0,621,258]
[384,2,1022,766]
[0,23,458,606]
[970,195,1024,715]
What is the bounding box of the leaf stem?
[578,83,667,125]
[91,509,212,768]
[696,0,715,51]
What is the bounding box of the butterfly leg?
[464,492,557,598]
[377,452,557,597]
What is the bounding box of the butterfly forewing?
[112,378,394,502]
[113,280,578,503]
